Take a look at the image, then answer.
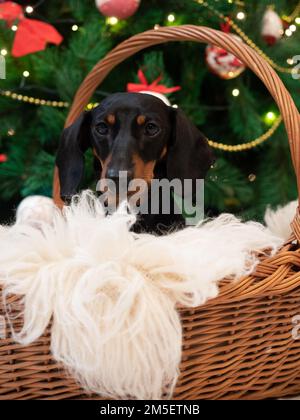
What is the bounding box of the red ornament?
[0,154,8,163]
[0,2,63,57]
[261,8,283,46]
[96,0,140,20]
[205,35,246,80]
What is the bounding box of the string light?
[287,58,294,65]
[248,174,256,182]
[264,111,277,125]
[7,128,15,136]
[11,25,18,31]
[154,24,160,30]
[296,17,300,24]
[232,89,240,97]
[290,24,297,32]
[106,17,118,25]
[236,12,245,20]
[167,14,175,23]
[285,28,292,36]
[25,6,34,14]
[172,104,178,108]
[86,102,99,110]
[0,49,7,56]
[72,24,79,31]
[23,71,30,78]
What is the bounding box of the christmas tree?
[0,0,299,223]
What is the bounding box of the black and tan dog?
[56,92,214,233]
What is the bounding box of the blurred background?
[0,0,299,224]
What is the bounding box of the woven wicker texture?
[1,25,300,400]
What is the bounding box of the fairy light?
[0,49,7,56]
[285,28,293,36]
[106,17,118,25]
[25,6,34,14]
[287,58,294,65]
[154,24,160,30]
[248,174,256,182]
[295,17,300,24]
[172,104,178,108]
[167,14,175,23]
[236,12,245,20]
[7,128,15,136]
[290,24,297,32]
[23,71,30,78]
[86,102,99,110]
[264,111,277,125]
[232,89,240,97]
[72,24,79,31]
[11,25,18,31]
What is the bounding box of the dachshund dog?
[56,92,214,233]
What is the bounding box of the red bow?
[0,2,63,57]
[220,21,231,33]
[127,70,181,94]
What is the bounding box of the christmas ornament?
[127,69,181,106]
[261,7,283,45]
[0,2,63,57]
[205,34,246,80]
[197,0,296,75]
[16,195,56,226]
[96,0,140,20]
[0,153,7,163]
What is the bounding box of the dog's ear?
[56,111,92,202]
[167,108,215,181]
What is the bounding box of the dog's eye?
[96,122,109,135]
[145,123,159,136]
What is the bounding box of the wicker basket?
[1,25,300,400]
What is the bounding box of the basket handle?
[53,25,300,211]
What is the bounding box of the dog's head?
[56,92,214,202]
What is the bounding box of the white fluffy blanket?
[0,192,290,399]
[264,200,297,241]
